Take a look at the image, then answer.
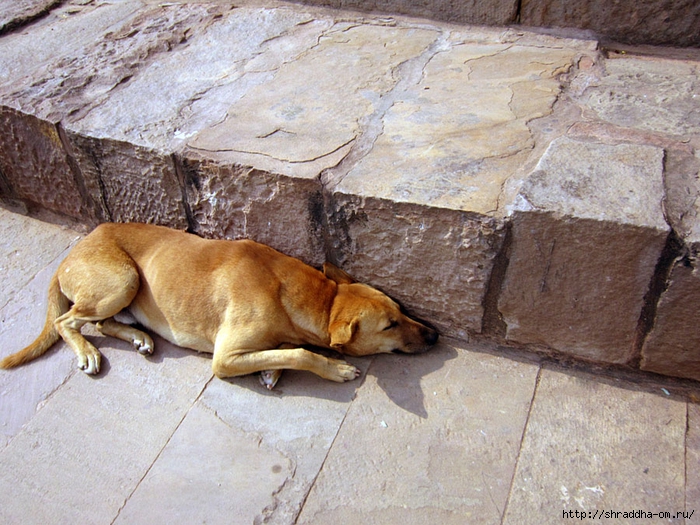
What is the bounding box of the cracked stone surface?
[334,38,578,215]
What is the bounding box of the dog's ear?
[329,319,358,350]
[323,262,356,285]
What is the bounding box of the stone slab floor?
[0,207,698,523]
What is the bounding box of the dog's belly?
[125,305,215,354]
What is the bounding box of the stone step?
[0,0,698,381]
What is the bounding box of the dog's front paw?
[328,359,361,383]
[259,369,282,390]
[77,349,102,375]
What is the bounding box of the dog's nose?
[424,327,439,346]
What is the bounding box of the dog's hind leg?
[55,247,141,374]
[96,318,154,356]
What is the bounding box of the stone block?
[0,107,98,221]
[499,138,668,364]
[326,35,580,338]
[179,156,326,266]
[327,193,504,338]
[520,0,700,47]
[503,367,686,523]
[66,133,188,228]
[289,0,519,25]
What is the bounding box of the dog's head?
[324,263,439,357]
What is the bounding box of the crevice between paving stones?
[172,153,199,233]
[290,356,374,525]
[110,373,216,525]
[500,364,542,524]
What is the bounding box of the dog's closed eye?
[383,320,399,331]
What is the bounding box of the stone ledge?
[0,1,698,381]
[288,0,700,47]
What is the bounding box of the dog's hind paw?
[78,350,101,375]
[259,369,282,390]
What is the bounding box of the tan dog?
[1,223,437,389]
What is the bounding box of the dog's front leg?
[211,346,360,385]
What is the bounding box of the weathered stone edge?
[1,114,697,382]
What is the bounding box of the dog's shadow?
[87,331,456,419]
[367,344,458,419]
[240,344,458,419]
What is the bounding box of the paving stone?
[197,360,369,525]
[114,403,291,525]
[688,404,700,515]
[0,210,81,448]
[0,207,80,307]
[297,341,539,524]
[499,138,668,364]
[0,334,212,524]
[503,367,687,524]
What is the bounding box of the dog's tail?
[0,273,68,369]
